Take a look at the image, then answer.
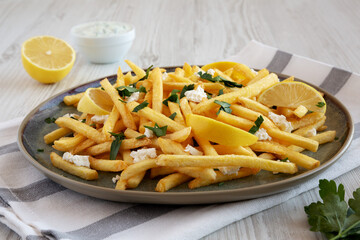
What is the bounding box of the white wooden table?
[1,0,359,239]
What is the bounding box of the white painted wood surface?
[0,0,359,239]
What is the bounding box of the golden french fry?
[192,73,279,114]
[119,159,157,181]
[116,66,125,87]
[246,69,269,85]
[157,137,189,155]
[50,152,98,180]
[89,157,127,172]
[290,112,324,130]
[250,141,319,170]
[193,134,218,156]
[277,107,294,118]
[213,145,253,156]
[288,131,336,152]
[124,128,143,139]
[44,127,72,144]
[103,106,120,139]
[52,134,87,152]
[163,127,192,142]
[183,62,193,77]
[63,93,84,106]
[175,167,216,180]
[72,138,96,154]
[168,73,193,83]
[231,105,277,129]
[124,59,146,80]
[216,111,253,131]
[156,154,298,174]
[293,116,326,137]
[168,101,186,125]
[238,97,271,116]
[150,166,176,178]
[179,97,192,120]
[293,105,308,118]
[233,63,257,83]
[151,67,163,113]
[188,168,254,189]
[258,153,277,160]
[55,117,107,143]
[127,171,146,188]
[122,150,133,165]
[155,173,192,192]
[127,101,185,132]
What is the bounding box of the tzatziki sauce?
[75,22,132,38]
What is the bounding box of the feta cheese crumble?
[162,71,168,80]
[112,175,120,183]
[184,144,203,155]
[91,114,109,124]
[218,166,240,175]
[184,86,207,103]
[130,148,157,163]
[144,128,154,138]
[306,128,317,137]
[206,68,215,76]
[255,128,272,141]
[268,112,293,132]
[63,113,79,119]
[127,91,140,103]
[62,152,90,168]
[194,69,205,77]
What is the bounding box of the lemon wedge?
[186,114,258,146]
[21,36,75,84]
[77,88,114,115]
[257,81,326,113]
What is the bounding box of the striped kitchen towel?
[1,40,359,240]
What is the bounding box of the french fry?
[293,116,326,137]
[183,62,193,77]
[156,154,298,174]
[89,157,127,172]
[63,93,84,106]
[150,166,176,178]
[233,63,257,84]
[192,73,279,114]
[277,107,294,118]
[246,69,269,85]
[293,105,308,118]
[122,150,133,165]
[258,153,277,160]
[231,105,277,129]
[44,127,72,144]
[163,127,192,142]
[50,152,98,180]
[290,112,324,130]
[193,134,218,156]
[213,145,253,156]
[168,73,193,83]
[168,101,186,125]
[155,173,192,192]
[188,168,254,189]
[238,96,271,116]
[216,111,253,131]
[102,106,120,139]
[52,134,87,152]
[180,97,192,120]
[157,137,189,155]
[124,59,146,80]
[126,101,185,132]
[119,159,157,181]
[124,128,143,139]
[127,171,146,188]
[288,131,336,152]
[72,138,96,154]
[151,67,163,113]
[250,141,319,170]
[55,117,108,143]
[100,78,137,130]
[175,167,216,180]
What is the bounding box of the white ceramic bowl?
[71,21,135,64]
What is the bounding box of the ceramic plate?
[18,68,354,204]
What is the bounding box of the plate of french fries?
[18,60,354,204]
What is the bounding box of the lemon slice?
[21,36,75,84]
[186,114,258,146]
[257,81,326,113]
[201,61,238,72]
[77,88,114,115]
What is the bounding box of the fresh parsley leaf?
[304,179,360,239]
[144,123,167,137]
[218,89,224,96]
[136,134,146,139]
[101,87,105,90]
[308,110,314,113]
[180,84,195,98]
[205,91,212,99]
[198,72,243,88]
[335,137,339,141]
[138,85,147,93]
[37,149,44,152]
[132,101,149,112]
[138,65,153,81]
[316,102,326,108]
[214,100,232,115]
[109,132,125,160]
[116,86,139,98]
[81,119,86,123]
[280,157,289,162]
[118,98,127,103]
[163,89,180,106]
[248,115,264,134]
[44,117,56,124]
[169,112,177,120]
[218,182,225,186]
[70,116,77,120]
[90,123,96,127]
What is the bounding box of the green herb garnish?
[316,102,326,108]
[163,89,180,106]
[118,98,127,103]
[280,157,289,162]
[138,85,147,93]
[180,84,195,98]
[144,123,167,137]
[270,106,277,110]
[132,101,149,112]
[218,182,225,186]
[205,91,212,99]
[37,149,44,152]
[198,72,243,88]
[305,179,360,239]
[138,65,153,81]
[248,115,264,134]
[44,117,56,124]
[218,89,224,96]
[214,100,232,115]
[109,132,125,160]
[81,119,86,123]
[136,135,146,139]
[169,112,177,120]
[116,86,140,98]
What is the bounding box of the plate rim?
[17,67,355,204]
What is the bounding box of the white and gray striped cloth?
[1,40,359,240]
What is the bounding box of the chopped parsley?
[218,182,225,186]
[180,84,195,98]
[169,112,177,120]
[132,101,149,112]
[44,117,56,124]
[248,115,264,134]
[136,134,146,139]
[81,119,86,123]
[116,86,140,98]
[144,123,167,137]
[163,89,180,106]
[198,72,243,88]
[218,89,224,96]
[37,149,44,152]
[138,65,153,81]
[109,132,125,160]
[205,91,212,99]
[280,157,289,162]
[316,102,325,108]
[214,100,232,115]
[118,98,127,103]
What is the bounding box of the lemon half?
[21,36,75,84]
[77,88,114,115]
[186,114,258,146]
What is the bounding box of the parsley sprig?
[163,90,180,106]
[214,100,232,115]
[144,123,167,137]
[198,72,243,88]
[109,132,125,160]
[116,85,146,98]
[316,102,326,108]
[132,101,149,112]
[248,115,264,134]
[305,179,360,240]
[44,117,56,124]
[180,84,195,98]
